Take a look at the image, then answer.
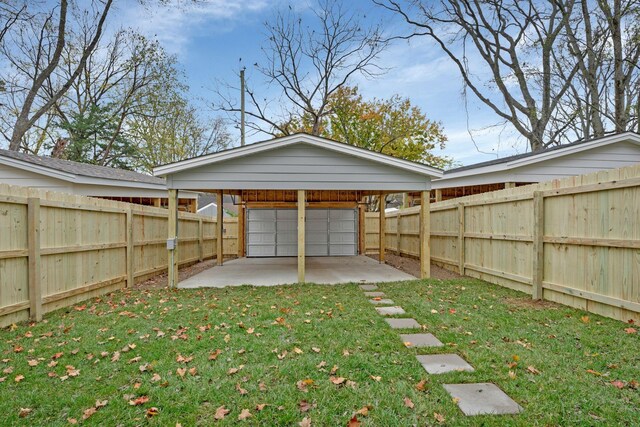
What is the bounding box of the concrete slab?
[400,333,443,348]
[443,383,523,416]
[416,354,475,374]
[363,291,385,297]
[369,299,395,305]
[375,306,406,316]
[178,256,416,288]
[385,318,421,329]
[359,284,378,291]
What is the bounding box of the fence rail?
[0,184,236,327]
[365,164,640,324]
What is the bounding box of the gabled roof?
[440,131,640,180]
[0,149,165,187]
[153,133,443,178]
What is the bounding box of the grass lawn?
[1,277,639,426]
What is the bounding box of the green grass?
[1,278,638,426]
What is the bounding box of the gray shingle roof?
[0,149,164,185]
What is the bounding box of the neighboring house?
[423,132,640,202]
[197,202,232,218]
[0,149,199,211]
[197,193,239,216]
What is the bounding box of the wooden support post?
[126,208,134,287]
[168,189,179,288]
[27,197,42,321]
[457,203,465,275]
[402,192,408,208]
[153,198,161,207]
[505,182,516,189]
[420,190,430,278]
[237,194,244,258]
[396,210,402,256]
[217,190,224,266]
[358,200,365,255]
[198,218,204,262]
[435,189,443,202]
[532,191,544,300]
[297,190,306,283]
[378,193,386,263]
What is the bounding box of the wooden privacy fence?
[0,184,237,327]
[366,164,640,323]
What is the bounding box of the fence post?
[532,191,544,300]
[126,208,134,288]
[396,211,402,256]
[378,198,386,263]
[458,203,465,275]
[419,190,430,278]
[27,197,42,321]
[198,218,204,262]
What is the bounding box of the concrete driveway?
[178,255,416,288]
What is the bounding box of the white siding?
[434,140,640,188]
[168,143,430,191]
[0,163,72,191]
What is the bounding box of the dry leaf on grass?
[214,406,230,420]
[403,397,414,409]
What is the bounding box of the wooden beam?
[420,190,430,278]
[532,191,544,300]
[504,182,516,189]
[217,190,224,266]
[237,194,245,257]
[457,203,465,275]
[358,200,365,255]
[27,197,42,321]
[167,189,178,288]
[153,198,161,207]
[198,218,204,262]
[378,193,386,263]
[298,190,305,283]
[126,208,134,288]
[435,189,443,202]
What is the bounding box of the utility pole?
[240,67,246,146]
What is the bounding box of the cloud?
[116,0,272,55]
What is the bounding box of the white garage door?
[246,208,357,257]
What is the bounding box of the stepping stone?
[416,354,474,374]
[369,299,395,305]
[359,284,378,291]
[400,333,443,348]
[443,383,523,416]
[375,306,406,316]
[364,291,385,297]
[385,318,421,329]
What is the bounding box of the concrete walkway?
[178,255,416,288]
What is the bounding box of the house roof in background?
[0,149,164,185]
[444,132,640,175]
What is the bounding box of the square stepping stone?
[359,284,378,291]
[416,354,474,374]
[375,306,406,316]
[385,318,421,329]
[369,298,395,305]
[443,383,523,416]
[364,291,385,297]
[400,333,443,348]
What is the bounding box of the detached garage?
[153,133,443,286]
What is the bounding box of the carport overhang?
[153,133,443,287]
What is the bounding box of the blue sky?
[114,0,529,166]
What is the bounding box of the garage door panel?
[246,208,357,257]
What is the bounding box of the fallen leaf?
[347,415,361,427]
[95,400,108,409]
[299,400,313,412]
[256,403,267,411]
[27,359,38,367]
[238,408,252,420]
[209,349,223,360]
[146,407,159,418]
[586,369,602,376]
[128,396,150,406]
[236,383,248,395]
[228,365,244,375]
[624,327,637,334]
[415,379,428,392]
[526,366,541,375]
[151,373,162,382]
[111,352,120,362]
[581,315,590,323]
[18,408,32,418]
[15,374,24,383]
[509,370,517,379]
[188,367,197,376]
[370,375,381,382]
[82,407,97,420]
[316,361,326,369]
[403,397,414,409]
[611,380,625,389]
[311,347,320,353]
[355,405,372,417]
[176,368,186,377]
[214,406,230,420]
[434,412,446,424]
[330,376,346,386]
[299,416,311,427]
[67,418,77,424]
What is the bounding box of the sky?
[113,0,529,167]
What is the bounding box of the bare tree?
[216,0,387,137]
[2,0,114,151]
[375,0,581,152]
[0,1,27,46]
